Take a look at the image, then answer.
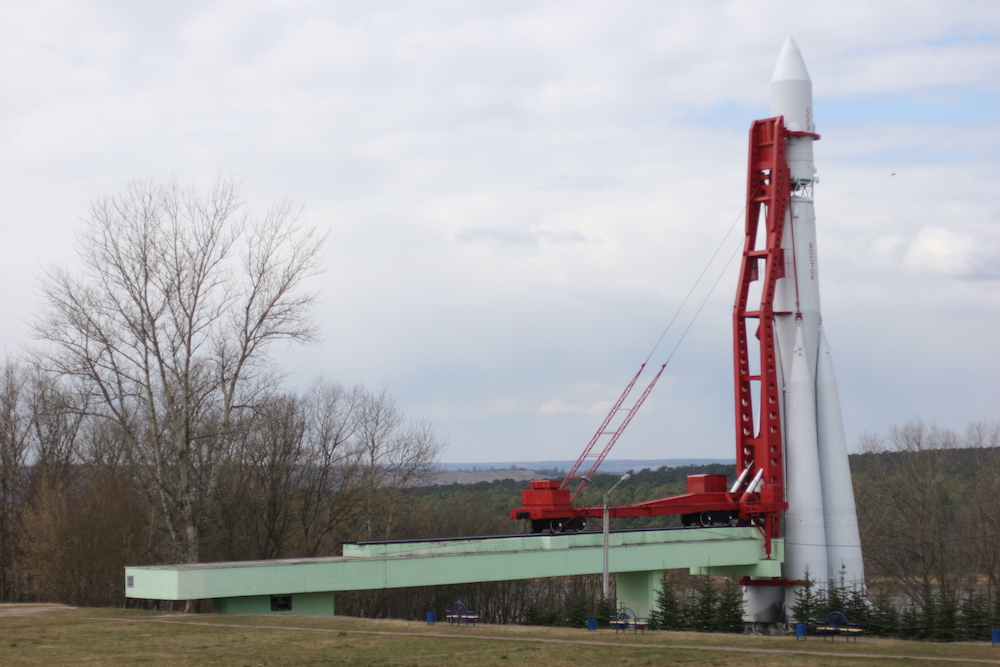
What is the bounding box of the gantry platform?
[125,527,783,618]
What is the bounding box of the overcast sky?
[1,1,997,463]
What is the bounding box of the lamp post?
[598,472,631,600]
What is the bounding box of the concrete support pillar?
[614,570,663,618]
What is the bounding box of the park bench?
[609,606,650,634]
[814,611,864,642]
[445,600,480,627]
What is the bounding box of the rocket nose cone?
[772,37,811,83]
[771,37,815,134]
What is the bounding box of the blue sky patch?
[817,88,1000,124]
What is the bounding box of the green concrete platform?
[125,527,783,617]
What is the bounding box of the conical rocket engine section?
[816,330,865,584]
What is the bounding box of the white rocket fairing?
[756,38,865,618]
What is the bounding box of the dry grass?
[0,607,997,666]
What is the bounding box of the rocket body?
[746,38,865,620]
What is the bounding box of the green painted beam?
[125,528,782,602]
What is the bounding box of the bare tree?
[855,419,990,613]
[240,393,307,560]
[25,372,87,493]
[18,466,147,607]
[353,388,442,541]
[209,381,444,560]
[293,381,367,556]
[965,423,1000,601]
[32,176,323,585]
[0,363,31,601]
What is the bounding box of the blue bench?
[815,611,864,642]
[445,600,480,627]
[609,606,650,634]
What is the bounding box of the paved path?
[0,604,74,617]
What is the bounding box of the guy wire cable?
[659,234,744,367]
[643,204,747,367]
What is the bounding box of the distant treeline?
[0,366,444,610]
[2,369,998,642]
[411,462,737,535]
[377,420,1000,641]
[848,420,1000,640]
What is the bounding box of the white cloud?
[538,398,612,416]
[455,227,589,249]
[869,234,906,265]
[0,0,997,463]
[903,226,999,279]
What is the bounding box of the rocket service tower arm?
[732,117,793,544]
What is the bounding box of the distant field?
[0,606,996,666]
[434,459,735,475]
[428,458,738,485]
[429,468,544,485]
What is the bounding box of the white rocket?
[763,38,866,617]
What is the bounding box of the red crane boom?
[511,117,793,553]
[560,363,666,503]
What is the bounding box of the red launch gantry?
[511,117,805,557]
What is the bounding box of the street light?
[585,472,632,600]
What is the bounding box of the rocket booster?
[746,38,865,620]
[816,329,866,585]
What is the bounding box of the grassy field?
[1,606,998,666]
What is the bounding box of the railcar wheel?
[716,511,736,526]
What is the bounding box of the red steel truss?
[731,117,792,545]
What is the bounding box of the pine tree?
[824,566,847,615]
[916,588,937,640]
[523,601,559,626]
[844,582,871,626]
[565,594,589,628]
[713,577,746,633]
[789,567,819,626]
[594,596,616,628]
[651,574,682,630]
[676,587,695,630]
[933,588,958,642]
[523,601,544,626]
[900,599,922,639]
[959,587,990,641]
[867,588,899,637]
[991,587,1000,635]
[690,575,718,632]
